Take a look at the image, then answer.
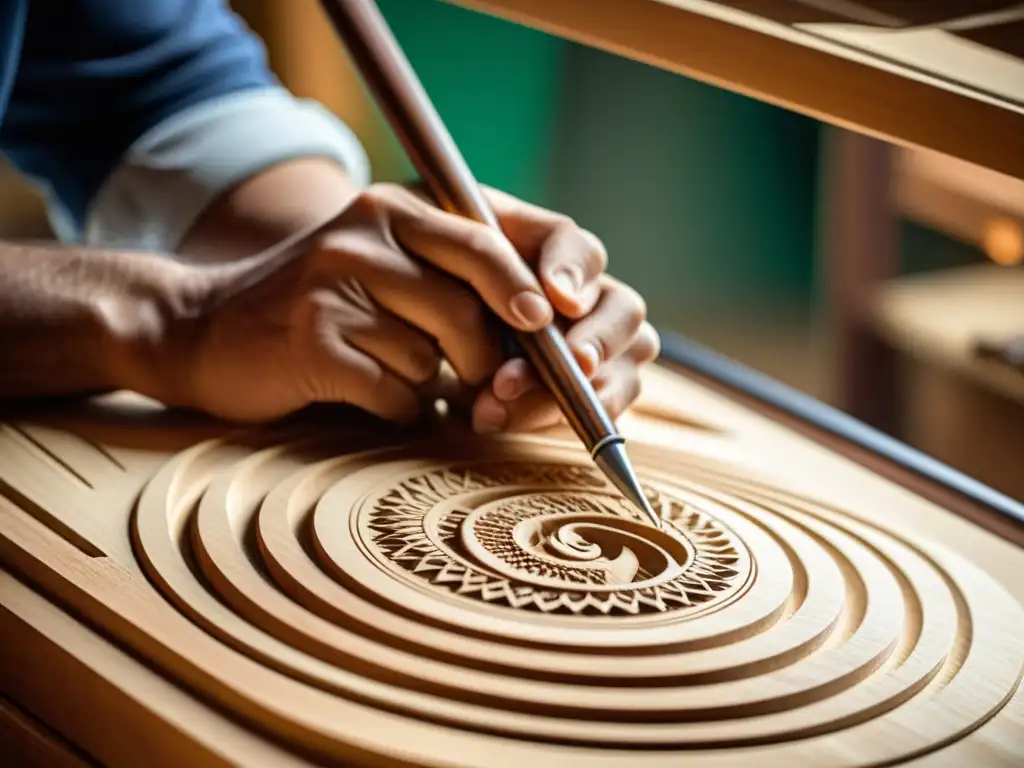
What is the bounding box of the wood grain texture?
[440,0,1024,179]
[1,363,1023,766]
[0,697,95,768]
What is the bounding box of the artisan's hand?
[468,188,659,433]
[170,183,658,426]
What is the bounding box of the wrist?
[97,253,218,408]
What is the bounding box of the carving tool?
[318,0,661,529]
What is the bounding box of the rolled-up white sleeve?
[75,86,372,253]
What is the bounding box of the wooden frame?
[2,331,1023,766]
[441,0,1024,179]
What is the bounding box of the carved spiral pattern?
[360,466,746,616]
[130,434,1024,767]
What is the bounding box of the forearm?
[0,152,362,404]
[178,157,363,262]
[0,243,198,401]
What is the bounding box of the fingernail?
[550,268,578,299]
[510,291,552,329]
[577,342,600,372]
[474,399,507,434]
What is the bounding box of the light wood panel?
[2,362,1022,766]
[440,0,1024,179]
[0,698,93,768]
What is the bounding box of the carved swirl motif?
[365,462,746,616]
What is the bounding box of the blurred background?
[0,0,1020,497]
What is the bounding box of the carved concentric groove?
[130,434,1024,766]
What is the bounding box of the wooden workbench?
[3,353,1023,767]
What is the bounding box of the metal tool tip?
[593,440,661,528]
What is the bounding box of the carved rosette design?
[122,435,1024,767]
[364,464,744,616]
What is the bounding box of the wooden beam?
[442,0,1024,179]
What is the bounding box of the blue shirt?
[0,0,369,250]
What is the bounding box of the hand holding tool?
[318,0,661,528]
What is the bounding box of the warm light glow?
[984,218,1023,266]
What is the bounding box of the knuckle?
[311,225,374,271]
[347,183,411,228]
[549,212,577,232]
[550,220,606,277]
[296,288,335,329]
[360,182,400,208]
[599,278,646,336]
[622,284,648,328]
[644,323,662,360]
[464,225,508,260]
[628,303,647,332]
[350,186,389,217]
[408,344,441,383]
[579,227,609,273]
